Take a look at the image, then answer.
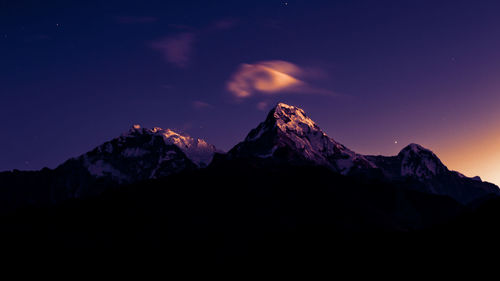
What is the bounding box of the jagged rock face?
[398,144,448,179]
[0,103,498,210]
[366,144,449,180]
[75,129,196,184]
[70,125,217,184]
[366,143,499,204]
[45,126,215,199]
[0,126,217,209]
[146,126,216,168]
[228,103,375,175]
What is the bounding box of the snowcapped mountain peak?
[124,126,216,167]
[71,124,218,189]
[401,143,427,154]
[274,102,306,115]
[154,127,216,167]
[230,103,376,174]
[272,103,319,134]
[398,143,448,179]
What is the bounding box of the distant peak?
[126,126,182,137]
[400,143,430,154]
[397,143,448,179]
[124,125,216,166]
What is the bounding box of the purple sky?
[1,0,500,184]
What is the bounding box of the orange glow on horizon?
[438,129,500,186]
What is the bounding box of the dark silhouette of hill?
[3,160,488,267]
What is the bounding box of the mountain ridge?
[0,102,497,210]
[0,126,217,211]
[223,103,499,203]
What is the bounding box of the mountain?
[77,125,216,183]
[366,143,499,204]
[0,126,216,211]
[0,102,497,211]
[1,103,499,263]
[223,103,499,204]
[226,103,376,174]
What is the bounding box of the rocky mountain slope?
[224,103,499,204]
[226,103,376,174]
[0,126,216,211]
[0,102,497,211]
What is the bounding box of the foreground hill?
[0,162,465,260]
[2,161,499,267]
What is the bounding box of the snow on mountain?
[225,102,499,204]
[128,125,216,167]
[2,103,497,212]
[74,125,216,184]
[398,143,448,179]
[368,143,481,182]
[366,143,499,203]
[228,103,375,174]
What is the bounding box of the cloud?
[192,100,213,110]
[226,60,306,98]
[226,60,337,100]
[116,16,158,24]
[151,33,196,68]
[151,18,237,68]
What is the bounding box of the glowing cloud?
[226,60,305,98]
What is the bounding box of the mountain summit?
[398,143,448,179]
[125,125,216,167]
[227,103,375,174]
[76,125,216,185]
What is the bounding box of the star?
[394,140,398,144]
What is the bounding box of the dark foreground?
[1,162,499,269]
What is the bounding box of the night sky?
[1,0,500,185]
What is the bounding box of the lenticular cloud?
[226,60,305,98]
